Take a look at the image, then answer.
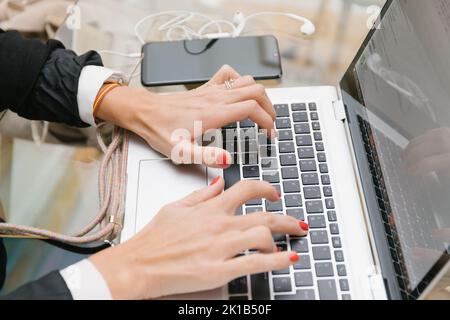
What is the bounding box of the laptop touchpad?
[135,159,209,233]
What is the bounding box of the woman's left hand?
[97,65,276,168]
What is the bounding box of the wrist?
[89,245,143,300]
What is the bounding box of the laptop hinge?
[333,99,346,121]
[367,265,388,300]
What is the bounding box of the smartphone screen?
[141,35,282,87]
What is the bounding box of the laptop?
[121,0,450,300]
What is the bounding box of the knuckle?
[243,75,256,84]
[254,225,273,241]
[264,214,277,229]
[254,84,266,95]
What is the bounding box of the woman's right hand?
[90,179,309,300]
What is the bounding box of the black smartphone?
[141,35,282,87]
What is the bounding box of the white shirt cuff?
[60,259,112,300]
[77,66,119,127]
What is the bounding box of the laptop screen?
[340,0,450,299]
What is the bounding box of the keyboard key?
[240,140,258,153]
[294,255,311,269]
[298,147,315,159]
[318,280,338,300]
[308,215,326,228]
[304,187,321,199]
[312,122,321,131]
[262,171,280,183]
[310,112,319,121]
[323,187,333,197]
[279,142,295,153]
[315,142,325,151]
[339,279,350,292]
[330,223,339,235]
[276,118,291,129]
[291,238,309,253]
[321,175,331,185]
[281,167,299,179]
[229,277,248,294]
[314,132,323,141]
[319,163,329,173]
[325,198,335,209]
[293,112,308,123]
[310,230,329,244]
[317,153,327,162]
[283,180,301,193]
[294,123,310,134]
[260,146,277,158]
[334,250,344,262]
[342,294,352,300]
[275,289,315,300]
[285,194,302,207]
[243,166,260,178]
[251,273,270,300]
[296,135,313,146]
[291,103,307,112]
[235,206,243,215]
[273,277,292,293]
[240,152,258,165]
[280,154,296,166]
[224,165,240,189]
[230,296,248,300]
[302,173,319,185]
[305,200,323,213]
[240,128,257,140]
[272,184,281,194]
[287,208,304,220]
[240,119,255,128]
[275,104,290,117]
[315,262,334,277]
[246,206,263,214]
[273,233,287,242]
[258,134,275,146]
[278,130,293,141]
[299,160,317,172]
[246,198,262,206]
[294,272,313,287]
[327,210,337,222]
[266,200,282,212]
[312,246,331,260]
[224,122,237,129]
[261,158,278,171]
[332,237,342,248]
[337,264,347,276]
[309,103,317,111]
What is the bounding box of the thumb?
[172,140,232,169]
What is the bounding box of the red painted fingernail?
[217,152,229,168]
[290,252,299,263]
[210,176,220,186]
[299,221,309,231]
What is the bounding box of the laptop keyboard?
[224,102,351,300]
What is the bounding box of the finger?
[225,251,299,279]
[219,180,280,212]
[223,226,277,256]
[234,213,308,237]
[402,141,443,169]
[179,176,224,206]
[407,153,450,175]
[208,64,241,85]
[225,84,276,121]
[215,75,256,90]
[171,140,232,169]
[206,100,275,138]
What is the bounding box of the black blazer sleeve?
[0,29,103,127]
[0,238,72,300]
